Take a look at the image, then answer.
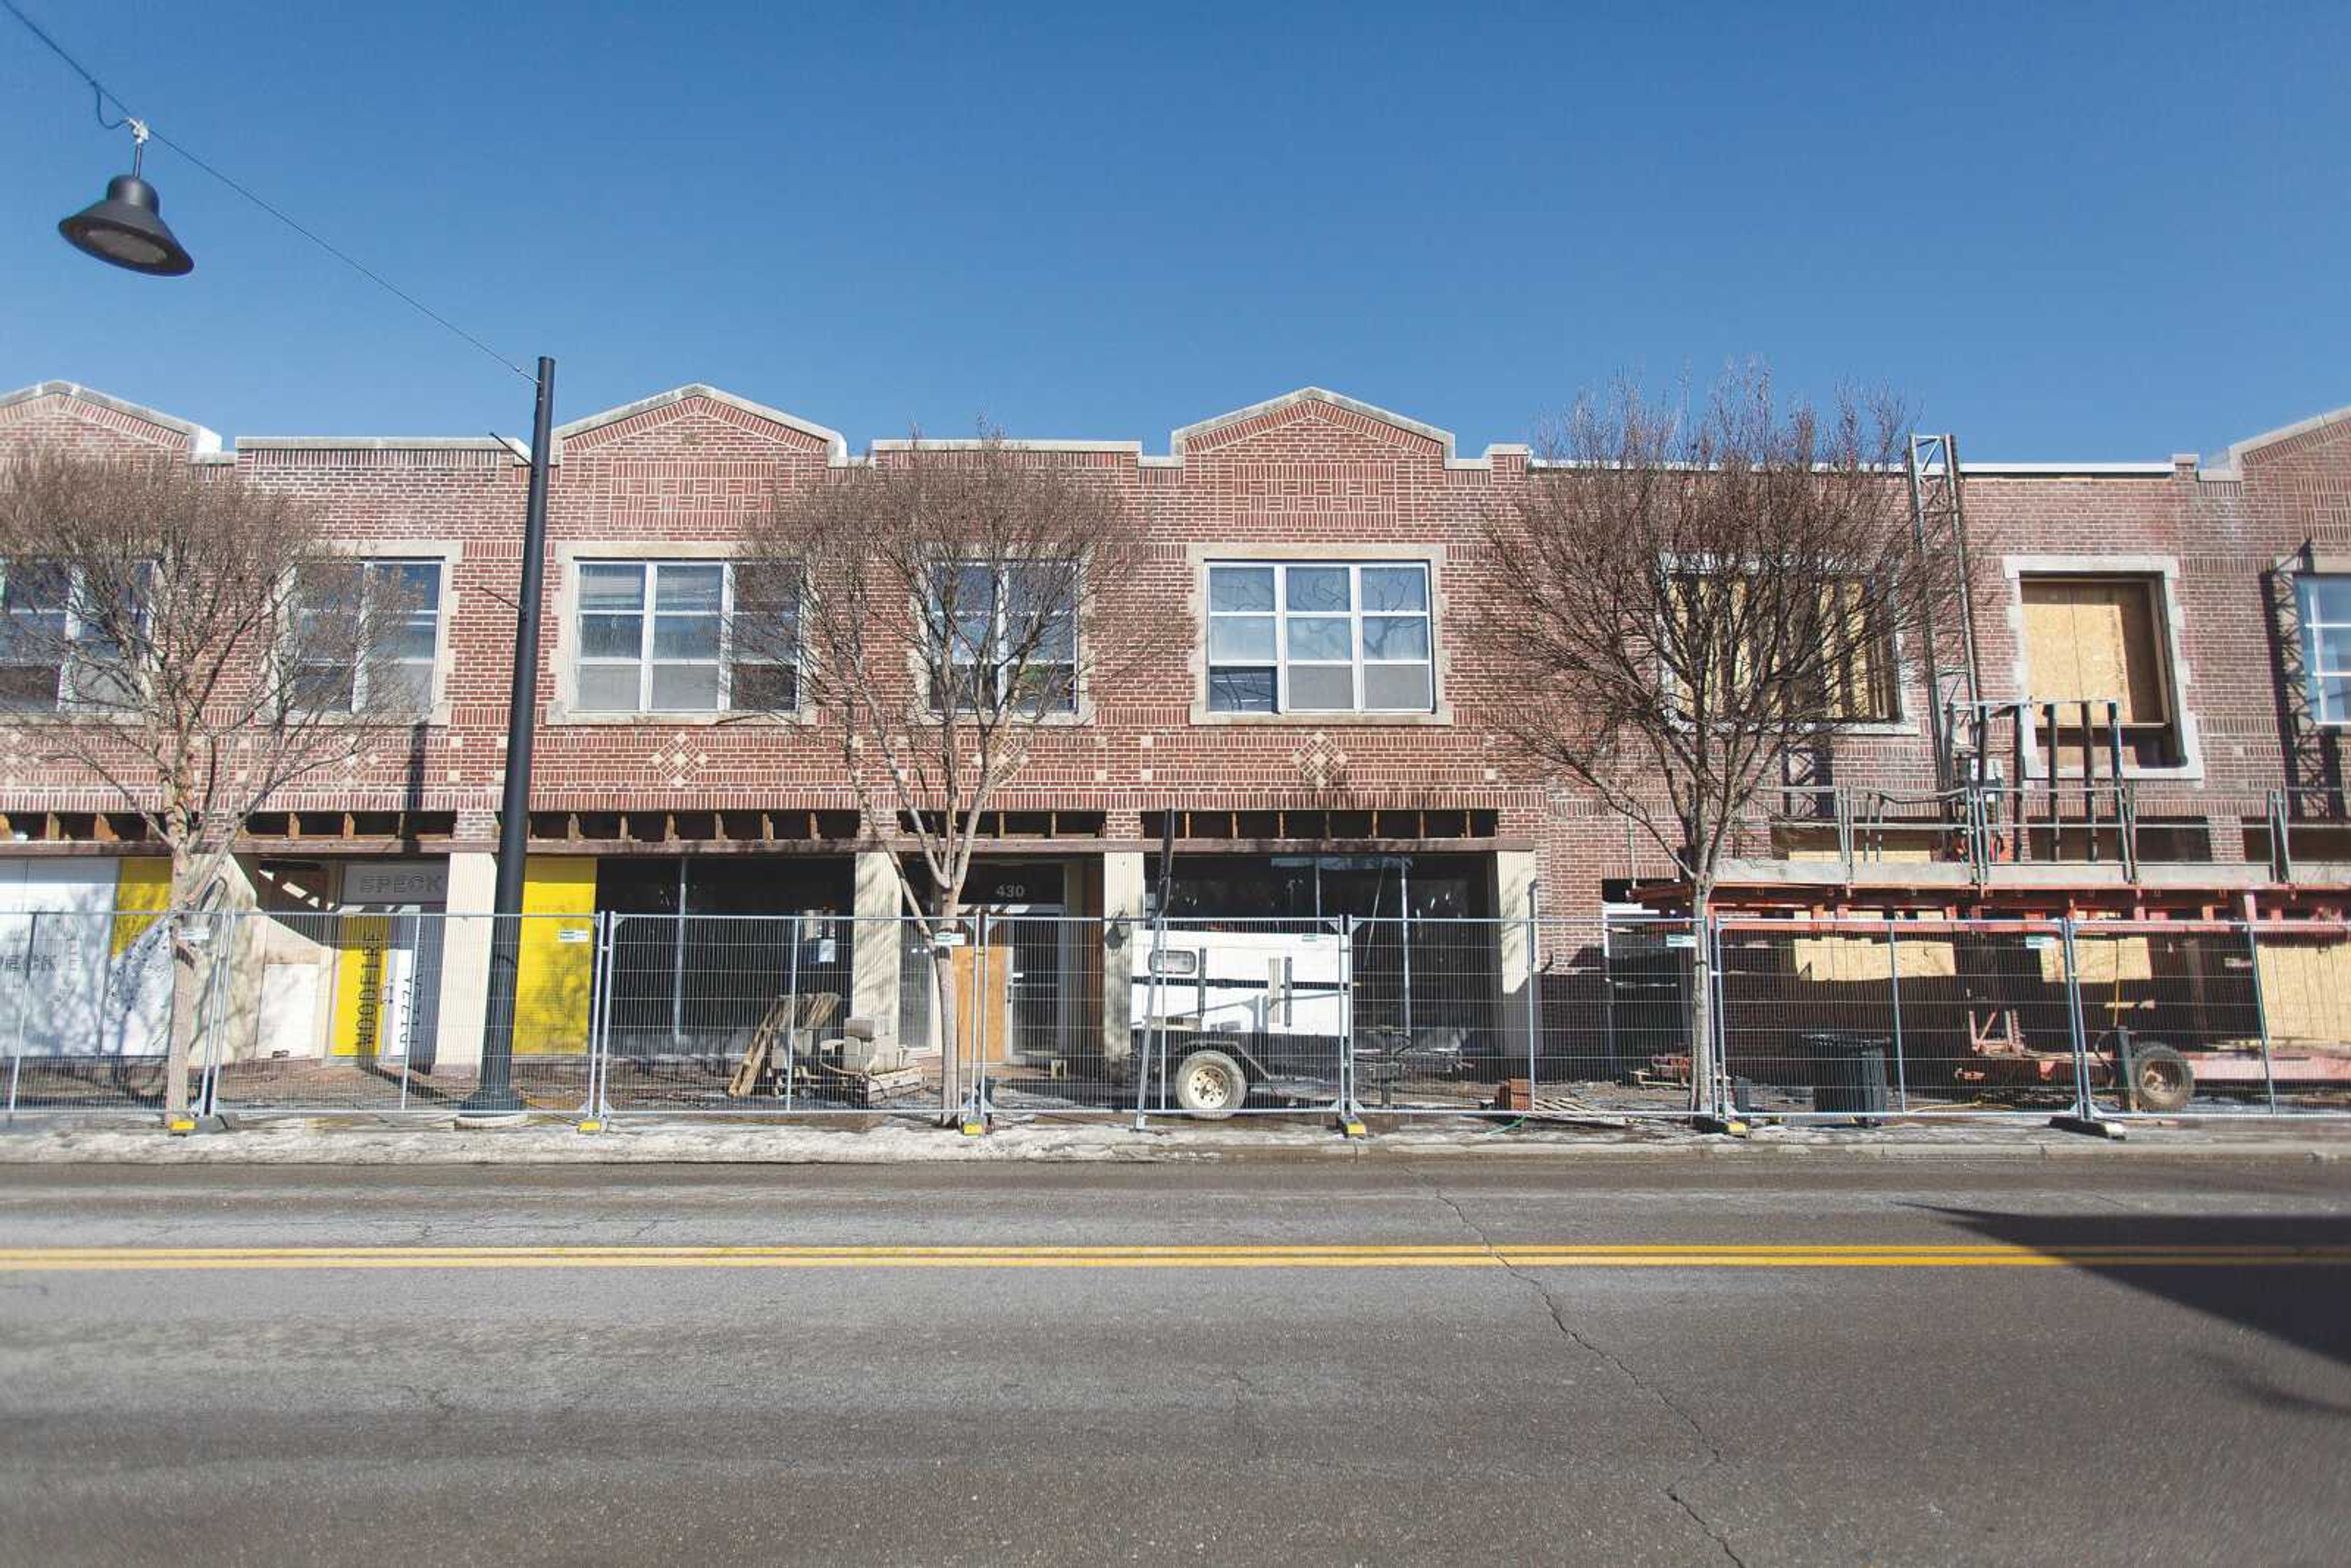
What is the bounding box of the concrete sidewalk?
[0,1111,2343,1165]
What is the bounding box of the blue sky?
[4,1,2344,460]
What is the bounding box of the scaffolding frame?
[1907,432,1986,794]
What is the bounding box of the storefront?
[0,857,171,1058]
[596,856,854,1056]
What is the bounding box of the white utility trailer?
[1130,924,1352,1112]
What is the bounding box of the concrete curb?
[0,1119,2342,1167]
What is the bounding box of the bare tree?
[741,432,1165,1115]
[1482,367,1973,1116]
[0,451,423,1119]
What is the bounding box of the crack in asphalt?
[1226,1368,1270,1465]
[1406,1161,1745,1568]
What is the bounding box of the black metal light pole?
[463,355,555,1114]
[24,10,566,1118]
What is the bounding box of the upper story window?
[2298,576,2351,724]
[2018,572,2182,768]
[1206,561,1433,715]
[0,560,141,713]
[289,558,443,715]
[925,561,1077,715]
[1682,574,1897,724]
[574,560,798,715]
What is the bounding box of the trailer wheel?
[1174,1049,1248,1118]
[2124,1042,2194,1114]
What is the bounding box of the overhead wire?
[2,0,535,386]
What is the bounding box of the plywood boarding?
[1791,934,1955,981]
[2039,934,2154,986]
[1784,846,1937,865]
[2019,577,2169,723]
[2254,937,2351,1046]
[1821,580,1897,721]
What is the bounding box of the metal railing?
[4,907,2347,1127]
[1753,779,2210,883]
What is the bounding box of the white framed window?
[2300,575,2351,724]
[574,560,800,714]
[0,559,144,713]
[289,558,444,715]
[1205,561,1433,714]
[926,561,1077,714]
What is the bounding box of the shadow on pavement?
[1922,1206,2351,1370]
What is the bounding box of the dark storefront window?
[1148,853,1492,1046]
[1150,853,1485,925]
[599,858,853,1054]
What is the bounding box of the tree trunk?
[1687,876,1716,1122]
[162,856,202,1122]
[933,899,962,1120]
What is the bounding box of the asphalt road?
[0,1156,2345,1567]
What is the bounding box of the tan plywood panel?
[1790,934,1955,981]
[2255,937,2351,1046]
[2019,577,2168,724]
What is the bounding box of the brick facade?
[4,378,2349,923]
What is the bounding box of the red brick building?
[2,377,2348,1071]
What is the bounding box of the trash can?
[1804,1031,1890,1120]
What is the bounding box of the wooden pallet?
[724,991,844,1098]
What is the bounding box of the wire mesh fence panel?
[0,906,190,1116]
[2077,920,2350,1119]
[203,912,598,1116]
[1708,920,2093,1119]
[2240,922,2351,1116]
[597,913,939,1118]
[2072,922,2255,1117]
[597,912,936,1123]
[966,914,1123,1115]
[1347,918,1518,1112]
[1872,921,2084,1117]
[1526,918,1698,1119]
[1715,921,1903,1119]
[21,900,2351,1131]
[1125,917,1351,1117]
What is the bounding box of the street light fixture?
[24,0,559,1124]
[48,119,558,1116]
[57,122,193,277]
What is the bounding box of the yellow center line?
[0,1243,2340,1272]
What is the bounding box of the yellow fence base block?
[165,1117,197,1136]
[576,1118,605,1135]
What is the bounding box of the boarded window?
[1815,579,1898,722]
[1671,573,1898,724]
[2019,576,2170,724]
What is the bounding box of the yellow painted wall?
[332,915,395,1057]
[516,858,597,1055]
[110,858,170,955]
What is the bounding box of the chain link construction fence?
[5,906,2349,1126]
